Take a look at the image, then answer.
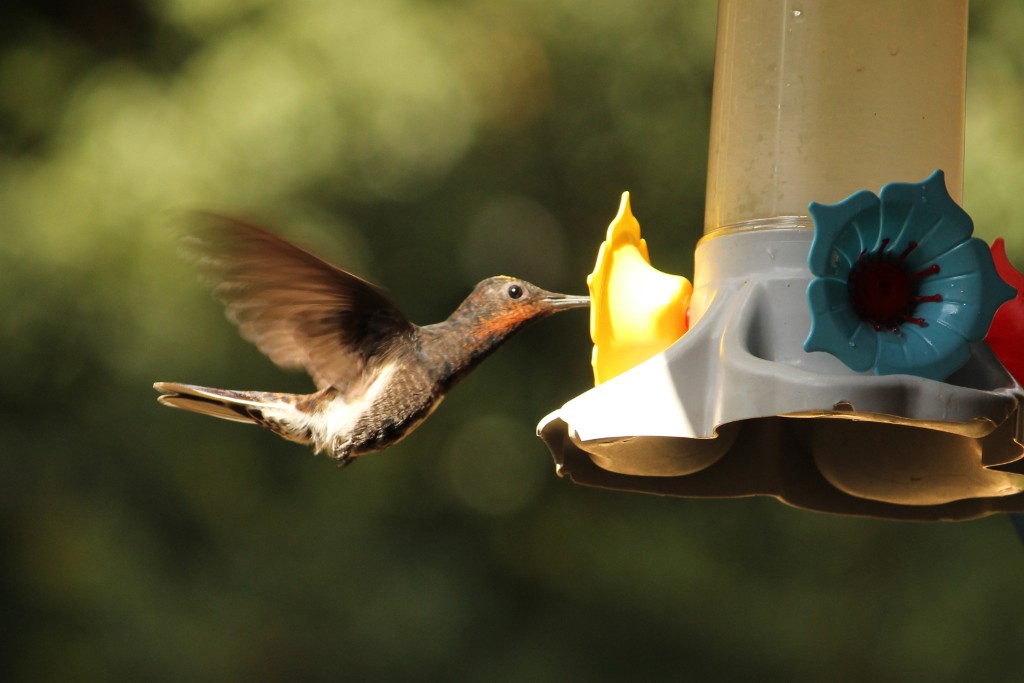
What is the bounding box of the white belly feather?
[302,363,400,453]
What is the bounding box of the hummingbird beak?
[542,292,591,309]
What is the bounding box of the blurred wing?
[185,214,414,393]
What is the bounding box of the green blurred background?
[2,1,1023,680]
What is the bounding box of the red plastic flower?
[986,238,1024,382]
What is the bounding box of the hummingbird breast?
[303,320,505,459]
[306,357,445,458]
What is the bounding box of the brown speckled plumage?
[154,216,588,465]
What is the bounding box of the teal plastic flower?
[804,170,1015,380]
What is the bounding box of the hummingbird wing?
[185,215,414,394]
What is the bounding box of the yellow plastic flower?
[588,192,692,385]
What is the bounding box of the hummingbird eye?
[507,284,523,300]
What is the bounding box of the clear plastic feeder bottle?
[705,0,967,235]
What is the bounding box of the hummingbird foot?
[332,436,354,468]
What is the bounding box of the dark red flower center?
[848,239,942,333]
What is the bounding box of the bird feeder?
[538,0,1024,520]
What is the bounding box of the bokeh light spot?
[444,414,547,516]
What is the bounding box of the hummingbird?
[153,216,589,466]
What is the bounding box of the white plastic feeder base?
[538,227,1024,520]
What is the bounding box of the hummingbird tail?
[153,382,314,444]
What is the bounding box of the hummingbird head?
[452,276,590,341]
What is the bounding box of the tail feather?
[154,382,276,425]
